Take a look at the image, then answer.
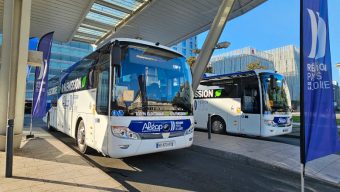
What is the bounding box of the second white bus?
[194,70,292,137]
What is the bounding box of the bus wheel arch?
[210,115,226,134]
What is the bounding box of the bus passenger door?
[64,93,73,136]
[240,87,261,136]
[93,52,110,153]
[226,98,241,134]
[194,99,209,129]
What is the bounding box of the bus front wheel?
[77,120,89,154]
[211,117,226,134]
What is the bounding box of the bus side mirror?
[270,76,277,90]
[111,44,121,77]
[111,45,121,67]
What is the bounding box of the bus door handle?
[95,118,100,123]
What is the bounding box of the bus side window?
[95,52,110,115]
[96,70,109,114]
[241,77,260,114]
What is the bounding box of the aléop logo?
[129,119,190,133]
[306,9,330,91]
[142,121,175,133]
[277,118,287,124]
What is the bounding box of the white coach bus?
[194,70,292,137]
[46,38,194,158]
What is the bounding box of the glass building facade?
[0,33,196,101]
[172,36,197,58]
[26,41,94,101]
[210,45,302,109]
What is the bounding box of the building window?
[182,41,186,48]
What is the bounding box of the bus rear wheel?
[77,120,89,154]
[211,117,226,134]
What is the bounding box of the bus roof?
[62,38,184,74]
[202,70,277,81]
[108,38,184,56]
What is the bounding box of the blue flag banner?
[27,37,39,76]
[32,32,54,118]
[302,0,339,163]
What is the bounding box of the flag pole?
[28,77,35,138]
[300,0,306,191]
[26,66,35,139]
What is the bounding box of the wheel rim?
[77,125,85,146]
[212,120,223,132]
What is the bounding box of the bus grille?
[139,131,185,140]
[277,123,291,127]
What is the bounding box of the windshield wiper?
[138,75,148,116]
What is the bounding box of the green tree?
[247,61,267,70]
[186,56,213,73]
[186,56,196,68]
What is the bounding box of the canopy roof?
[0,0,266,46]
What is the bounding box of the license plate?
[283,129,289,133]
[156,141,174,148]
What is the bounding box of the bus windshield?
[260,73,291,113]
[112,44,193,116]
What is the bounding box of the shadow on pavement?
[11,176,123,192]
[16,134,91,167]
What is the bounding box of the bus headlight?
[287,118,292,125]
[185,125,194,135]
[111,126,140,140]
[264,120,277,127]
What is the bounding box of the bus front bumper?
[107,133,194,158]
[262,125,293,137]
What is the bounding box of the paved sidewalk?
[193,131,340,186]
[0,127,126,192]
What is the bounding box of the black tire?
[76,120,89,154]
[211,116,226,134]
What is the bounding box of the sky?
[197,0,340,82]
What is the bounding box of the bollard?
[208,114,211,140]
[5,119,14,177]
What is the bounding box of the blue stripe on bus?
[128,119,191,133]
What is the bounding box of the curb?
[190,145,340,188]
[280,134,300,139]
[293,123,340,129]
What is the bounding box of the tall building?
[266,45,300,103]
[210,47,275,74]
[210,45,301,106]
[25,41,93,101]
[172,36,197,58]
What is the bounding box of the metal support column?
[13,0,32,140]
[1,0,32,177]
[192,0,235,91]
[1,0,32,151]
[0,0,14,151]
